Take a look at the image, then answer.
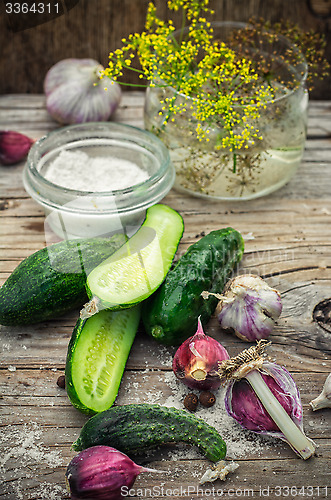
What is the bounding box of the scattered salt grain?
[8,365,16,372]
[161,371,277,460]
[0,422,65,499]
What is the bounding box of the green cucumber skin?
[85,204,184,311]
[0,234,126,326]
[72,403,226,462]
[142,228,244,346]
[65,306,141,415]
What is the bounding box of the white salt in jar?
[23,122,175,239]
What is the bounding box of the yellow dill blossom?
[102,0,325,150]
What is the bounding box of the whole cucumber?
[72,403,227,462]
[142,228,244,345]
[0,234,126,326]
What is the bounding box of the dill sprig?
[102,1,328,151]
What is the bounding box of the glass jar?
[144,22,308,200]
[23,122,175,239]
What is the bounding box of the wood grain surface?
[0,93,331,499]
[0,0,331,98]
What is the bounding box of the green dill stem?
[114,82,149,88]
[232,153,237,173]
[178,7,186,45]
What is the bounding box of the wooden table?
[1,93,330,500]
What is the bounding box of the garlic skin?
[172,317,229,390]
[0,130,34,165]
[216,275,282,341]
[44,58,121,124]
[310,372,331,410]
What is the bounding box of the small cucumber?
[0,234,126,326]
[84,204,184,314]
[72,403,227,462]
[65,306,141,414]
[142,228,244,345]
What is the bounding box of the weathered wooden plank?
[1,94,331,500]
[1,456,330,500]
[1,367,330,414]
[1,285,331,371]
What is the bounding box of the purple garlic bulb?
[219,341,315,460]
[216,275,282,341]
[65,445,157,499]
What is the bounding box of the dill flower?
[102,1,328,152]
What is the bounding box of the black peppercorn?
[183,393,199,412]
[199,390,216,408]
[56,375,66,389]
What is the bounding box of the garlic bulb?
[310,372,331,410]
[44,58,121,124]
[203,275,282,342]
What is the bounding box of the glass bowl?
[23,122,175,238]
[144,21,308,200]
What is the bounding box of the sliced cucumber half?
[65,306,141,414]
[84,204,184,313]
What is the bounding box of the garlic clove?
[310,372,331,410]
[215,275,282,341]
[172,316,229,390]
[0,130,34,165]
[66,445,160,500]
[44,58,121,125]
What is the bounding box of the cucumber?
[84,204,184,314]
[65,306,141,414]
[142,228,244,345]
[72,403,226,462]
[0,234,126,326]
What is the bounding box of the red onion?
[65,445,160,499]
[219,341,316,460]
[0,130,34,165]
[172,317,229,390]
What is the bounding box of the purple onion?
[65,445,158,499]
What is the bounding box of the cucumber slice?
[65,306,141,414]
[84,204,184,313]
